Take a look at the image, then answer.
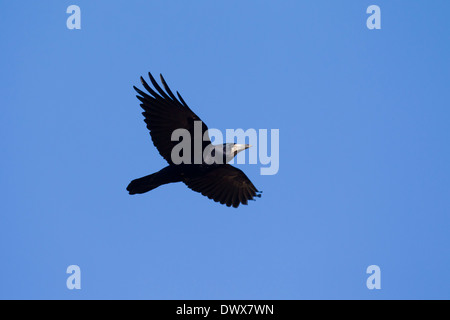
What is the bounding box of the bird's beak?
[232,144,251,154]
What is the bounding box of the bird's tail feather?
[127,166,183,195]
[126,173,160,195]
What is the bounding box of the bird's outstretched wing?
[134,73,211,164]
[183,164,261,208]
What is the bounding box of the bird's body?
[127,73,261,208]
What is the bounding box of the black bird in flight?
[126,73,261,208]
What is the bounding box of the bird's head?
[231,143,251,155]
[222,143,251,163]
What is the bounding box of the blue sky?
[1,1,449,299]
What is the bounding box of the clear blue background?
[1,1,449,299]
